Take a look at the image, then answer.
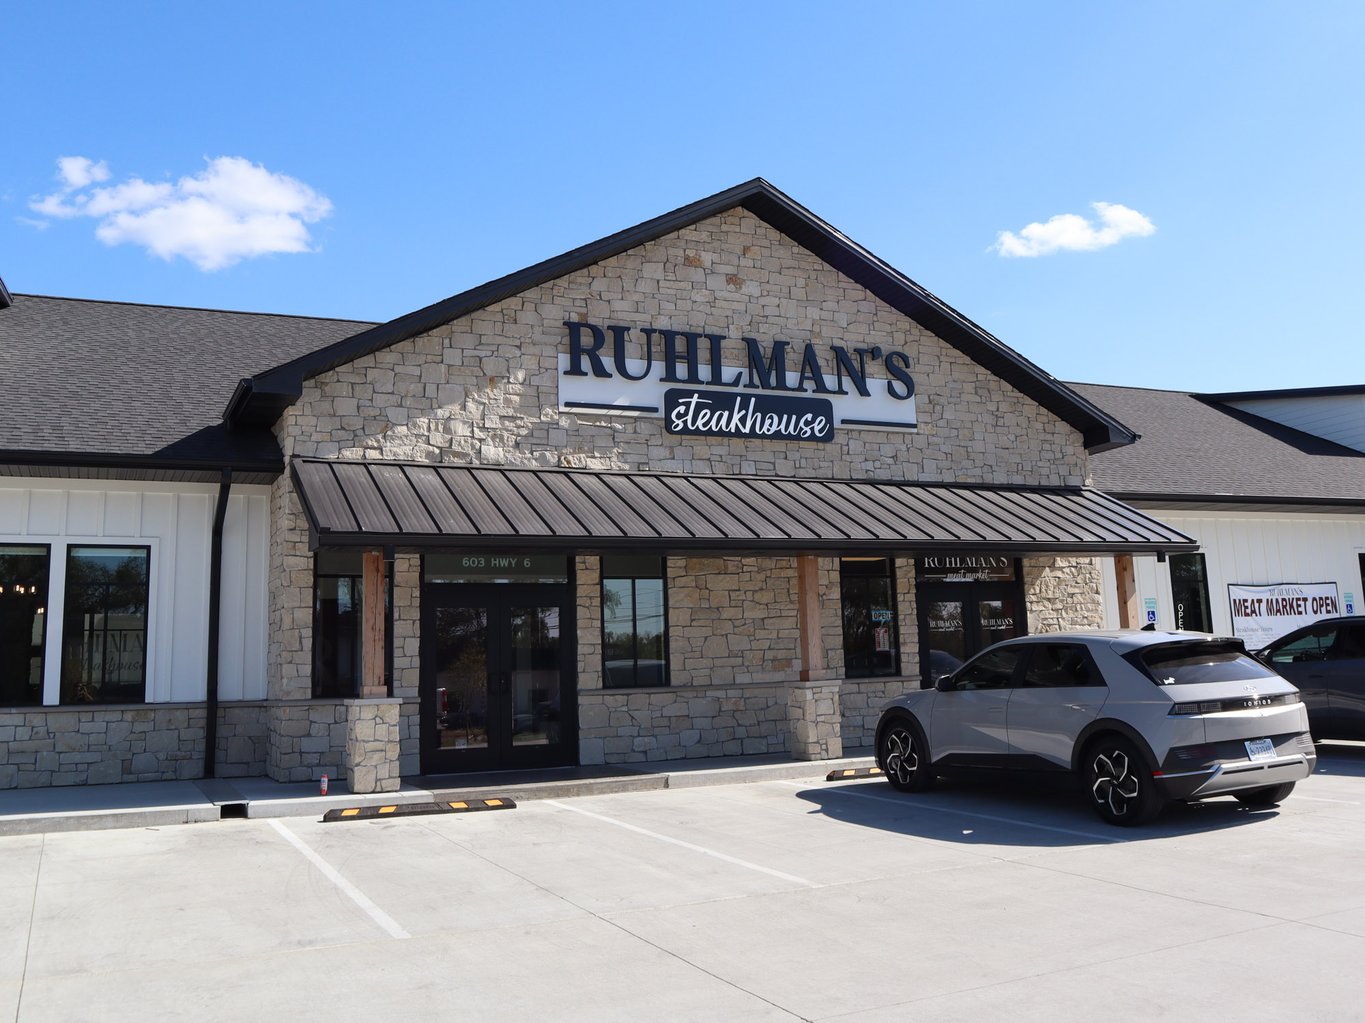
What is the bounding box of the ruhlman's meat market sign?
[557,321,918,443]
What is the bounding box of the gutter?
[203,468,233,779]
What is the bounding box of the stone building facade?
[0,180,1195,790]
[251,188,1183,789]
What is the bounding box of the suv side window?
[1332,624,1365,659]
[953,648,1022,691]
[1022,644,1100,688]
[1268,626,1335,664]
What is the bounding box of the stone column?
[344,698,402,793]
[786,678,843,761]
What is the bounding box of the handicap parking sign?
[1143,597,1158,624]
[1347,592,1356,615]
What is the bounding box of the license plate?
[1245,737,1276,762]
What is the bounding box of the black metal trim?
[839,418,918,430]
[0,447,284,481]
[203,469,232,779]
[1107,491,1365,509]
[1203,384,1365,402]
[232,179,1137,453]
[565,401,659,413]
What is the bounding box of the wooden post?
[361,550,387,698]
[796,555,825,681]
[1115,554,1139,630]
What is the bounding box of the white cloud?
[28,156,333,270]
[992,202,1156,258]
[58,156,110,189]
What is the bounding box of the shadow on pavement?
[791,773,1275,848]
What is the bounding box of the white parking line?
[544,799,818,887]
[787,780,1123,844]
[267,819,411,940]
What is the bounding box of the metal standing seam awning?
[289,458,1198,556]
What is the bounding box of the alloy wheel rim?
[885,728,918,786]
[1091,749,1140,817]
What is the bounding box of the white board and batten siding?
[1101,509,1365,640]
[0,478,271,704]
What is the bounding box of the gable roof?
[226,179,1137,453]
[0,295,374,482]
[1073,382,1365,507]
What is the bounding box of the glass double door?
[917,581,1023,683]
[421,583,575,774]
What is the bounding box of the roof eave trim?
[1102,490,1365,509]
[0,448,285,476]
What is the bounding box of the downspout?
[204,468,233,778]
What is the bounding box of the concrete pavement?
[0,750,879,836]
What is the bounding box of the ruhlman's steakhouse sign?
[1228,582,1341,648]
[557,321,917,442]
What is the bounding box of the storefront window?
[0,545,50,707]
[841,557,899,678]
[314,551,363,698]
[60,545,150,704]
[602,555,667,688]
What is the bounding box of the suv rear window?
[1129,640,1279,686]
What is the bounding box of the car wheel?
[880,718,933,793]
[1234,781,1296,807]
[1084,735,1161,826]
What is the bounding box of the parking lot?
[3,746,1365,1022]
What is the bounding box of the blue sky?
[3,2,1361,392]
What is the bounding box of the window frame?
[312,550,365,699]
[0,543,52,708]
[839,556,901,679]
[600,554,669,690]
[59,543,152,705]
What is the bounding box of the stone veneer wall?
[262,207,1095,769]
[266,702,347,783]
[216,703,269,778]
[578,684,788,764]
[667,556,800,686]
[267,209,1089,702]
[1022,556,1105,633]
[0,702,269,789]
[393,554,422,777]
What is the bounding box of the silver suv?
[875,631,1315,825]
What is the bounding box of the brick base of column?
[343,698,402,793]
[786,679,843,761]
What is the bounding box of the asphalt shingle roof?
[0,295,373,471]
[1072,382,1365,504]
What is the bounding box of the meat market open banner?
[1227,582,1342,648]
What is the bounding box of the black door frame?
[420,581,578,775]
[916,572,1027,682]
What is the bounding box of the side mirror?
[934,673,955,692]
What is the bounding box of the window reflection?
[61,546,149,704]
